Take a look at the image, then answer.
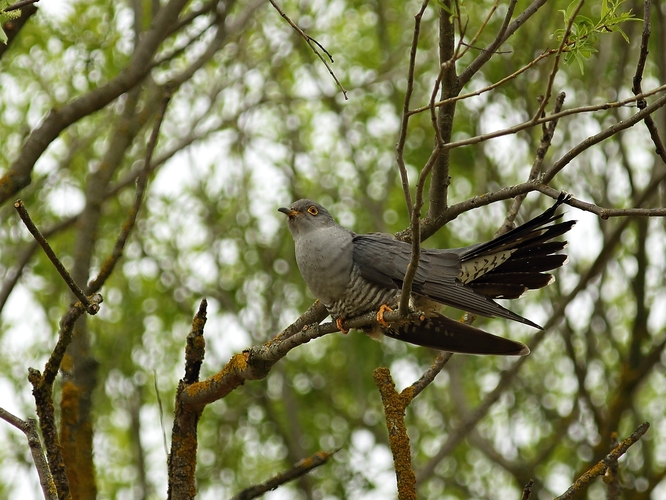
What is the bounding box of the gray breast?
[326,264,399,319]
[294,225,355,306]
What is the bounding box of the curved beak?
[278,207,299,218]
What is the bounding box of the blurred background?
[0,0,665,498]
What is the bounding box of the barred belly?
[326,265,398,319]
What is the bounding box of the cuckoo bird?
[279,193,574,355]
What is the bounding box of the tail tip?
[516,343,531,356]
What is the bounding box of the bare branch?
[0,408,56,500]
[498,92,566,235]
[544,91,666,182]
[28,294,102,499]
[407,351,453,399]
[456,0,500,61]
[631,0,666,163]
[520,479,534,500]
[410,50,554,116]
[13,200,99,315]
[268,0,348,99]
[183,298,207,384]
[167,299,208,499]
[554,422,650,500]
[373,368,417,500]
[87,85,173,294]
[0,0,190,205]
[396,0,431,218]
[459,0,545,86]
[533,0,583,119]
[231,450,337,500]
[0,2,37,59]
[180,304,428,408]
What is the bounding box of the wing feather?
[352,234,541,328]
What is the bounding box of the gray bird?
[279,193,575,355]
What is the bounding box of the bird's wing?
[352,234,540,328]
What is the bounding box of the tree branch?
[554,422,650,500]
[0,0,190,205]
[231,450,337,500]
[14,200,99,315]
[87,85,172,294]
[268,0,347,99]
[0,408,56,500]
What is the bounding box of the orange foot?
[376,304,393,327]
[336,318,349,334]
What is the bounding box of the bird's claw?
[376,304,393,327]
[336,318,349,334]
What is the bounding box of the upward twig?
[268,0,347,99]
[13,200,99,315]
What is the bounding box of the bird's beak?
[278,207,299,218]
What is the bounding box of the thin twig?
[87,85,173,294]
[632,0,651,102]
[554,422,650,500]
[534,0,583,120]
[398,55,451,315]
[544,90,666,182]
[231,450,337,500]
[407,351,453,400]
[458,0,523,86]
[456,0,500,61]
[409,50,554,116]
[268,0,347,99]
[535,182,666,219]
[520,479,534,500]
[154,371,169,458]
[631,0,666,163]
[427,83,666,157]
[13,200,98,315]
[396,0,431,218]
[0,408,57,500]
[498,92,566,235]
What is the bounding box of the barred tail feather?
[381,313,530,356]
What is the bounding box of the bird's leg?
[336,318,349,334]
[376,304,393,328]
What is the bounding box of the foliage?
[0,0,665,499]
[554,0,641,73]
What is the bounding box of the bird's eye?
[307,206,318,216]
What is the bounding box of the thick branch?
[373,368,416,500]
[167,299,208,499]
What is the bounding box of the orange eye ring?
[307,206,318,216]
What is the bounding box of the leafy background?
[0,0,665,498]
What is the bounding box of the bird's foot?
[376,304,393,327]
[336,318,349,334]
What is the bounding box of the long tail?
[380,314,530,356]
[459,192,576,299]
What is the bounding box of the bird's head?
[278,199,337,237]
